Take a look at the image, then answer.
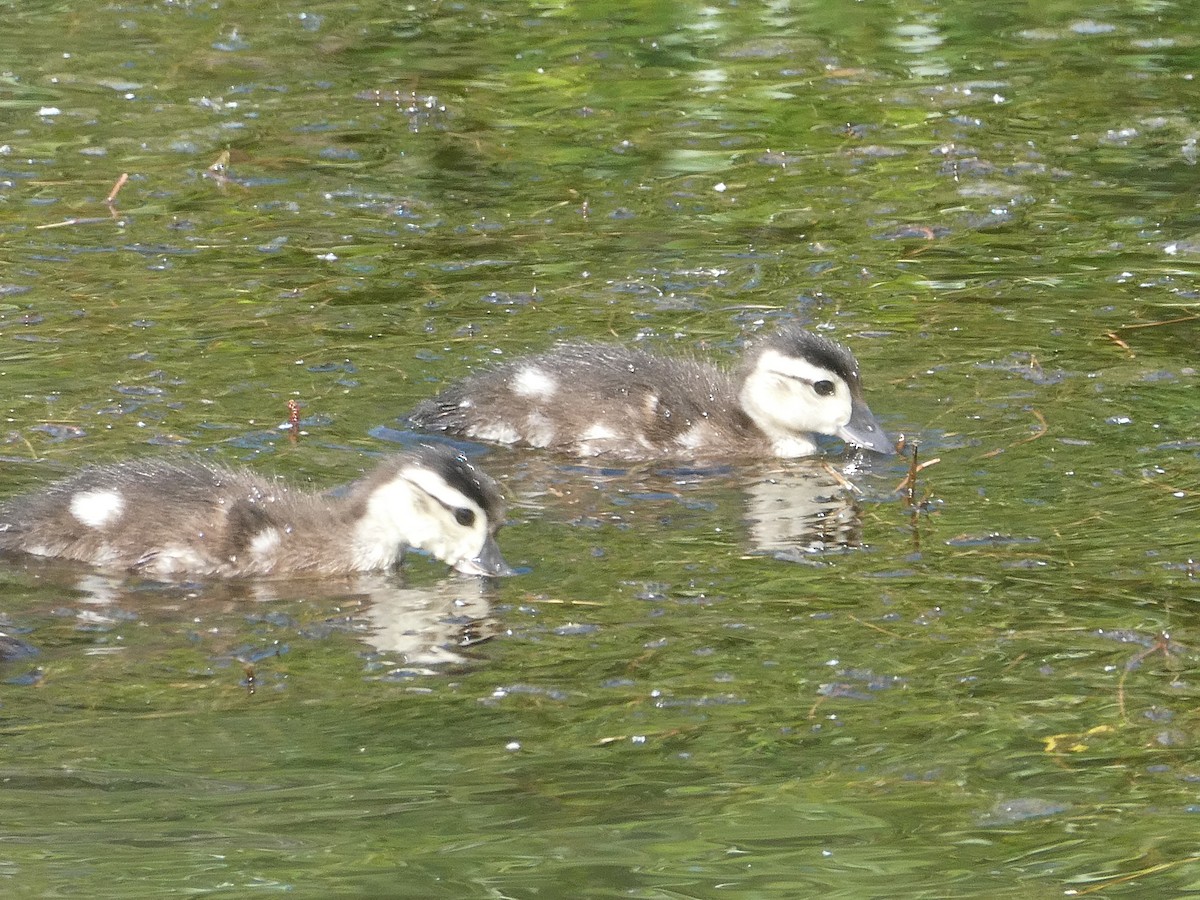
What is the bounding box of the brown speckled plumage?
[0,445,509,579]
[410,325,890,460]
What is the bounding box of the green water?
[1,0,1198,896]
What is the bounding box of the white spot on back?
[69,490,125,529]
[512,367,557,399]
[249,528,281,558]
[676,425,709,450]
[525,412,555,448]
[147,547,209,575]
[580,423,615,441]
[472,423,522,445]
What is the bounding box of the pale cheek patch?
[512,367,557,399]
[69,489,126,530]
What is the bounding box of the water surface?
[1,1,1198,896]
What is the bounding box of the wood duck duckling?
[410,324,892,461]
[0,444,512,579]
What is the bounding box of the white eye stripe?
[398,467,481,522]
[758,350,841,388]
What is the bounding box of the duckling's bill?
[454,533,514,577]
[838,399,894,454]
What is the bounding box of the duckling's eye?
[813,380,836,397]
[454,508,476,528]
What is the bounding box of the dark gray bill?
[454,534,515,577]
[838,400,894,454]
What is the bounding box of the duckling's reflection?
[352,573,497,665]
[52,566,499,671]
[494,450,867,562]
[743,460,863,560]
[374,429,877,562]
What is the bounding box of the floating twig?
[1116,630,1188,724]
[287,399,301,444]
[818,460,862,494]
[894,436,940,505]
[847,614,904,639]
[34,216,114,230]
[1114,313,1200,331]
[1010,408,1048,448]
[894,436,939,552]
[104,172,129,205]
[1103,313,1200,356]
[13,431,38,460]
[980,408,1048,459]
[1104,331,1134,355]
[1068,856,1200,896]
[35,171,130,229]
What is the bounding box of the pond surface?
[1,0,1198,896]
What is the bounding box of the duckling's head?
[738,326,892,456]
[354,445,512,576]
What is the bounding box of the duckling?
[410,324,892,460]
[0,445,511,579]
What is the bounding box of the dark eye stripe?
[424,490,479,528]
[771,370,839,392]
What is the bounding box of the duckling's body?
[0,445,510,579]
[410,325,891,460]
